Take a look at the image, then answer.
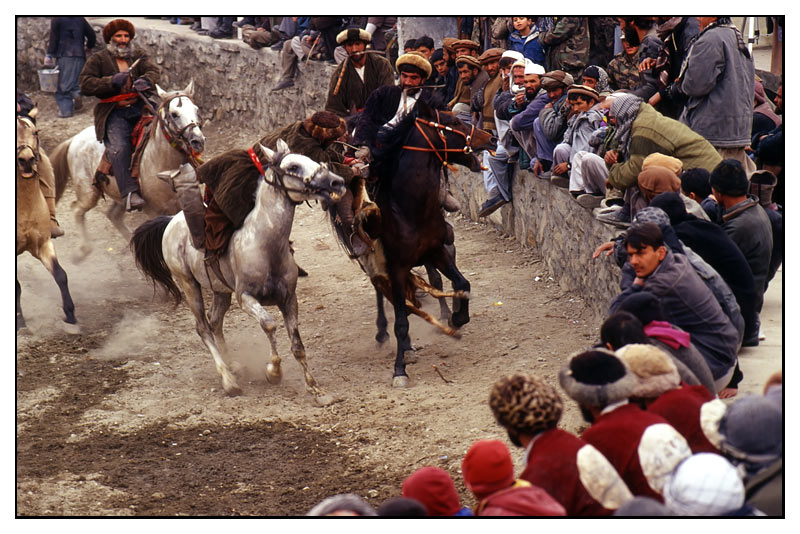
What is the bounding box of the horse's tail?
[130,216,182,305]
[50,137,72,202]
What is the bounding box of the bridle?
[247,147,335,205]
[16,117,40,178]
[401,109,477,167]
[156,93,204,167]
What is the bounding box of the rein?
[401,109,476,167]
[247,147,330,205]
[153,92,204,168]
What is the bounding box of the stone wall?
[17,16,621,322]
[449,167,622,322]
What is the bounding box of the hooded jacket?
[475,480,566,516]
[678,23,755,147]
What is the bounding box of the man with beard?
[79,19,160,211]
[352,52,458,213]
[449,55,488,124]
[324,28,395,119]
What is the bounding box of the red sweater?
[648,383,718,454]
[581,404,670,501]
[520,428,614,516]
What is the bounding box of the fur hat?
[103,19,135,43]
[478,47,504,64]
[336,27,372,44]
[642,153,683,175]
[710,159,749,196]
[615,344,680,398]
[489,374,562,436]
[396,51,432,79]
[559,349,637,408]
[377,497,427,517]
[461,440,515,500]
[748,169,778,207]
[402,466,462,516]
[567,84,600,102]
[541,70,575,90]
[452,39,480,52]
[302,111,347,145]
[455,55,482,70]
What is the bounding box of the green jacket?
[79,48,160,141]
[608,103,721,190]
[324,53,395,117]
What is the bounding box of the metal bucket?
[38,67,59,93]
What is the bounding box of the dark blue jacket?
[47,17,95,58]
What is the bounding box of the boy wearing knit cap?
[462,439,566,516]
[550,84,604,192]
[489,374,632,515]
[559,348,683,500]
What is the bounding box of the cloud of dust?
[90,312,165,361]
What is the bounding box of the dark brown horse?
[336,101,496,387]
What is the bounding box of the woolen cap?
[662,454,745,516]
[461,440,515,500]
[642,152,683,175]
[718,395,782,471]
[567,84,600,101]
[615,344,680,398]
[336,28,372,44]
[396,51,432,79]
[559,348,637,408]
[103,19,135,43]
[402,466,462,516]
[489,374,563,435]
[442,37,458,53]
[452,39,480,52]
[455,55,482,69]
[709,159,749,196]
[478,47,504,64]
[302,111,347,145]
[541,70,575,89]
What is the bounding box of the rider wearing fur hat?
[79,19,160,211]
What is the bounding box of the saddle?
[92,114,155,193]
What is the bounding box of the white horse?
[130,140,346,406]
[50,81,205,261]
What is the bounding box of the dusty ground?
[14,88,779,517]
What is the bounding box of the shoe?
[550,175,569,188]
[576,193,603,209]
[593,206,630,228]
[600,197,624,209]
[272,79,294,91]
[208,28,233,39]
[58,111,73,118]
[126,191,146,211]
[349,233,369,257]
[479,194,506,217]
[270,39,285,51]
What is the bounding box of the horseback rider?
[16,90,63,238]
[352,51,460,213]
[79,19,160,211]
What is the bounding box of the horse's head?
[16,116,40,179]
[156,80,205,155]
[258,139,346,205]
[414,101,497,172]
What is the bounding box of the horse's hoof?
[266,363,282,384]
[63,321,82,335]
[449,313,470,329]
[223,384,243,397]
[375,331,389,345]
[314,393,335,406]
[392,375,409,388]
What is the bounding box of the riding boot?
[439,179,461,212]
[45,197,64,238]
[336,190,368,257]
[204,249,234,290]
[171,163,206,250]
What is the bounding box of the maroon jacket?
[581,404,670,501]
[648,383,718,454]
[520,428,614,516]
[476,481,566,517]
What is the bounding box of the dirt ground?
[7,89,737,517]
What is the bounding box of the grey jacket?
[678,24,755,147]
[721,196,774,296]
[561,108,605,162]
[610,250,739,380]
[539,93,570,142]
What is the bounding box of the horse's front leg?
[279,292,333,406]
[425,262,451,324]
[238,292,283,385]
[208,291,233,365]
[434,249,471,329]
[390,267,413,388]
[106,201,132,241]
[375,289,390,344]
[70,189,100,262]
[38,242,80,334]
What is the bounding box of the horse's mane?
[372,105,420,183]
